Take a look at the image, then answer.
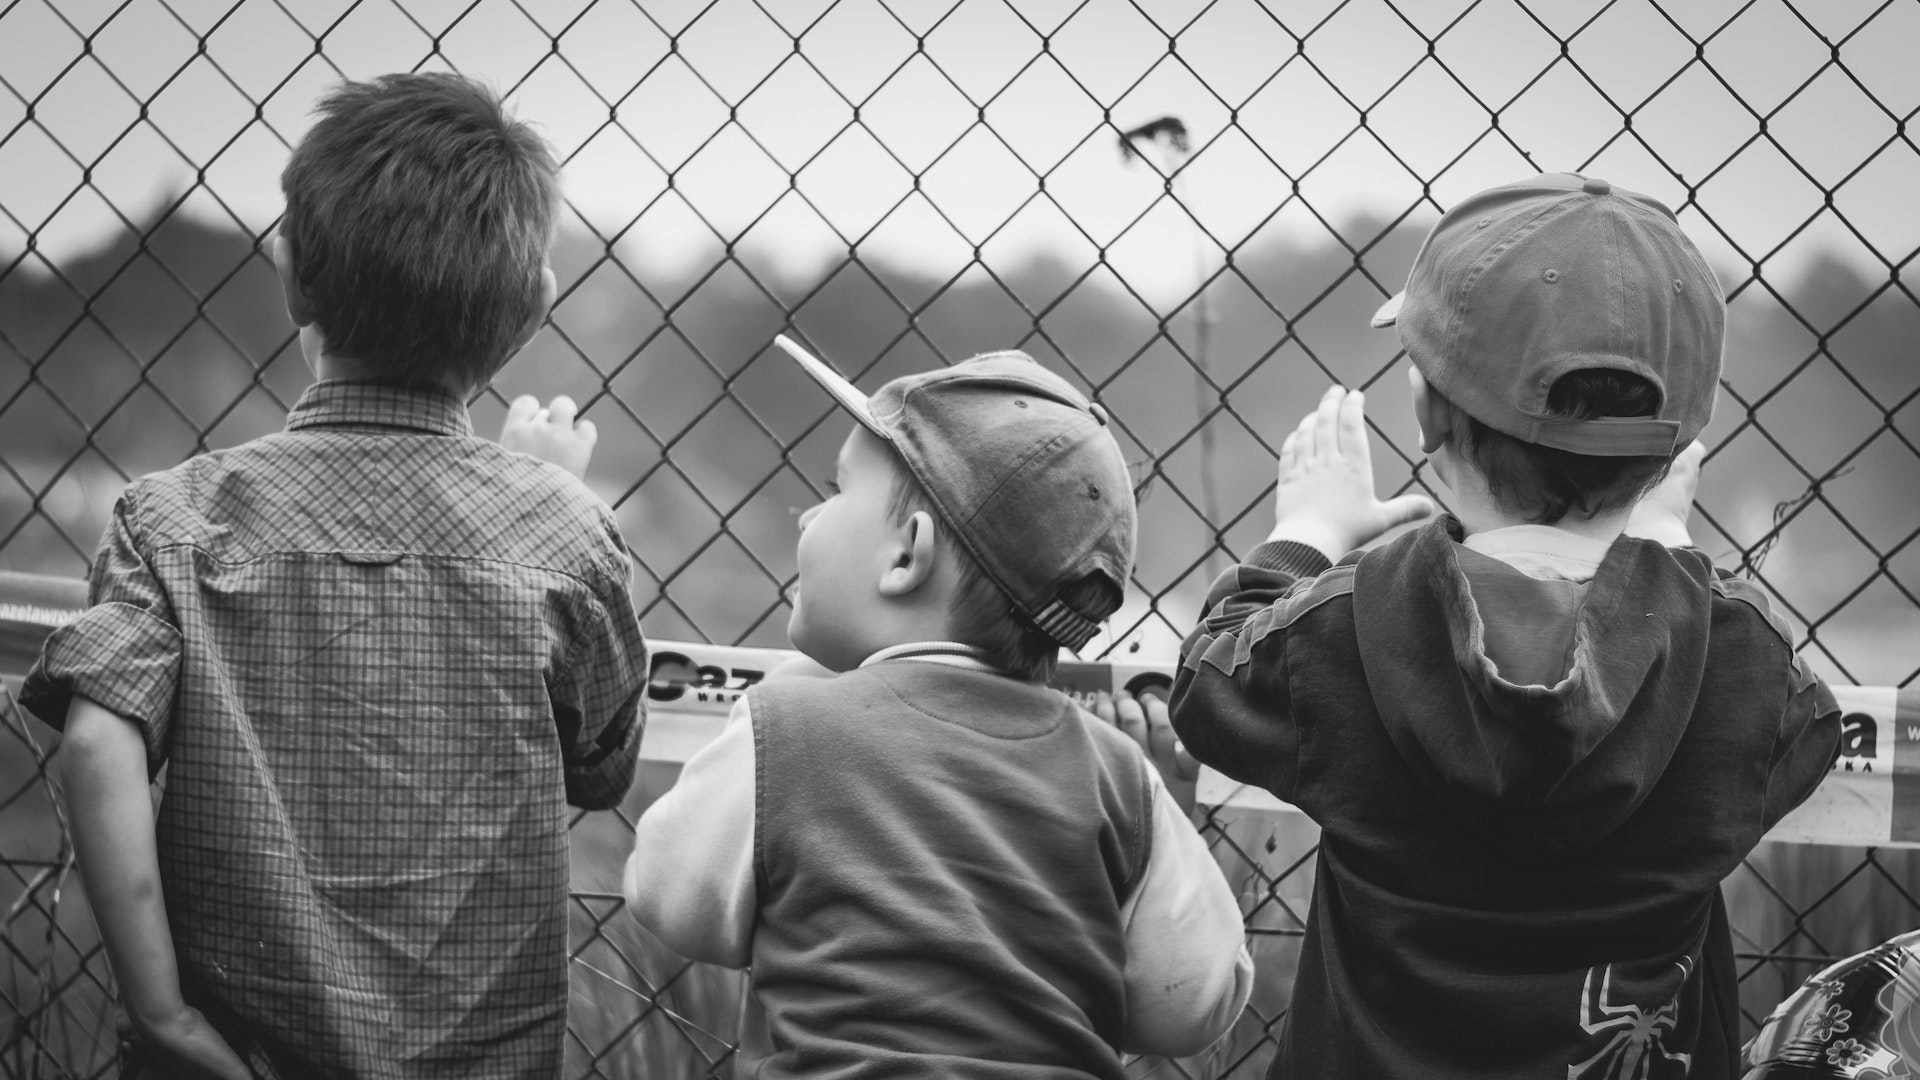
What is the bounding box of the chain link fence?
[2,0,1917,1075]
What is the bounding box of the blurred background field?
[2,0,1916,1075]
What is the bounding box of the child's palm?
[1270,387,1434,559]
[1625,440,1705,546]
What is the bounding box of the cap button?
[1087,402,1110,426]
[1582,176,1611,195]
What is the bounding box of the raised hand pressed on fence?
[1265,385,1435,562]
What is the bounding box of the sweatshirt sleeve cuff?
[1243,540,1334,579]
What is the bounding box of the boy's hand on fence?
[500,395,597,480]
[1625,439,1705,549]
[1268,386,1434,561]
[131,1004,252,1080]
[1093,690,1200,819]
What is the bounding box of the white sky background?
[2,0,1917,303]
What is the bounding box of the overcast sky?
[3,0,1916,304]
[2,0,1915,673]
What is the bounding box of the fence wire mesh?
[1,0,1917,1075]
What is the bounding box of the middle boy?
[624,340,1252,1077]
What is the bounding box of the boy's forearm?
[1117,784,1254,1055]
[1762,673,1844,831]
[1170,634,1299,795]
[562,573,648,811]
[623,696,757,968]
[56,696,188,1034]
[1172,545,1334,797]
[1197,541,1332,635]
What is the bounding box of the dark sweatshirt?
[1170,517,1841,1080]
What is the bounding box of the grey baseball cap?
[775,335,1136,653]
[1373,172,1724,457]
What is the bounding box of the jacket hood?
[1351,517,1715,855]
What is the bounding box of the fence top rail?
[1,573,1901,850]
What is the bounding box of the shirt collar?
[1461,524,1617,583]
[859,641,1004,675]
[286,380,473,438]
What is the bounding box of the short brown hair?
[882,451,1117,683]
[1460,369,1676,525]
[280,73,559,390]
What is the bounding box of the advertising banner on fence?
[4,584,1911,849]
[639,642,1918,849]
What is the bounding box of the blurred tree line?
[2,209,1912,682]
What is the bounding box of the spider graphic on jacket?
[1567,957,1694,1080]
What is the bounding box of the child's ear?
[271,234,315,328]
[506,265,559,356]
[877,510,939,598]
[1407,365,1453,455]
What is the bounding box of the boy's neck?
[305,339,473,398]
[1445,466,1630,543]
[849,612,965,669]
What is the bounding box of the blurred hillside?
[1,211,1913,682]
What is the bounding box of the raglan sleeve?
[623,693,757,968]
[1117,769,1253,1056]
[1168,540,1333,803]
[1709,568,1843,831]
[1760,628,1843,831]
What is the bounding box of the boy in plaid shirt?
[24,73,645,1079]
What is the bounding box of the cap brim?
[773,335,887,439]
[1370,291,1404,328]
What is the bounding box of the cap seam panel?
[898,415,1101,621]
[1608,198,1628,368]
[901,370,1090,414]
[954,418,1094,529]
[1441,194,1579,373]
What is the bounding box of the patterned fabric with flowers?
[1806,1005,1855,1042]
[1814,979,1852,1001]
[1829,1038,1872,1069]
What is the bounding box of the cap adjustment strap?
[1030,597,1101,652]
[1526,415,1683,457]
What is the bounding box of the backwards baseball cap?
[1372,172,1724,457]
[774,335,1135,653]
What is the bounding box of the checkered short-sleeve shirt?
[23,380,647,1080]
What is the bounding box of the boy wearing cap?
[623,340,1252,1077]
[1170,173,1841,1079]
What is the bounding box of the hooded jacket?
[1170,517,1841,1080]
